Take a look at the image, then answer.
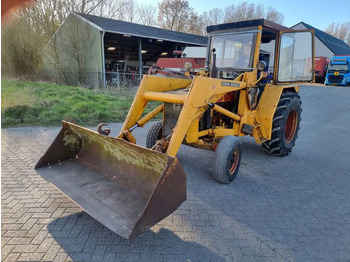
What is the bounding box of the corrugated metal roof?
[292,22,350,55]
[76,13,208,46]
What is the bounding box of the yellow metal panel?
[185,119,200,143]
[256,85,283,140]
[212,128,235,138]
[190,76,246,108]
[252,113,268,143]
[253,26,262,68]
[240,111,268,143]
[256,84,299,140]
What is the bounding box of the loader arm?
[119,73,255,157]
[166,76,247,157]
[120,75,192,132]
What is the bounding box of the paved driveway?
[2,84,350,262]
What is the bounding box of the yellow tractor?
[35,19,314,239]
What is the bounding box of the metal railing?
[105,71,141,88]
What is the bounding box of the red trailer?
[315,56,330,83]
[155,57,205,71]
[148,47,206,78]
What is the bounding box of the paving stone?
[3,253,21,262]
[2,85,350,261]
[17,252,45,261]
[41,244,61,261]
[1,245,15,260]
[54,252,68,262]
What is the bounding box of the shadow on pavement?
[48,212,227,262]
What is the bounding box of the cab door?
[275,30,315,83]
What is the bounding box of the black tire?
[146,121,163,149]
[262,92,302,156]
[212,136,242,184]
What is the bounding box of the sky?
[136,0,350,30]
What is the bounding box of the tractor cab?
[206,19,314,84]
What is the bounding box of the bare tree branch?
[137,4,157,26]
[325,22,350,45]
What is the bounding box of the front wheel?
[212,136,242,184]
[146,121,163,149]
[262,92,302,156]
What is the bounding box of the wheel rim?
[229,149,240,175]
[285,109,297,143]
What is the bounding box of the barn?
[42,13,207,87]
[42,14,350,87]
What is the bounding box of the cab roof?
[207,19,289,34]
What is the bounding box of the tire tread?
[146,121,163,149]
[212,136,242,184]
[262,92,302,156]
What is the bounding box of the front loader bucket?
[35,121,186,239]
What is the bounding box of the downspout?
[101,30,106,87]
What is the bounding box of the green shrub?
[3,105,39,119]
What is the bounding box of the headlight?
[184,62,192,71]
[256,61,266,71]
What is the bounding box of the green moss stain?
[68,124,169,176]
[63,134,80,151]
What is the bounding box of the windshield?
[328,64,349,72]
[210,32,255,69]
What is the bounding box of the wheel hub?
[229,149,240,175]
[285,109,297,143]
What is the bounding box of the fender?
[257,84,299,141]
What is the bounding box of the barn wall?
[42,14,103,87]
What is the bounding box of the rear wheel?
[146,121,163,148]
[262,92,302,156]
[212,136,242,184]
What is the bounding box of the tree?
[94,0,129,19]
[208,8,224,25]
[157,0,204,34]
[123,0,138,23]
[62,0,103,15]
[201,8,224,30]
[265,7,284,25]
[1,0,62,76]
[42,34,68,84]
[202,2,284,26]
[1,0,135,78]
[325,22,350,46]
[137,3,157,26]
[187,12,204,36]
[223,2,283,24]
[200,2,284,35]
[157,0,192,31]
